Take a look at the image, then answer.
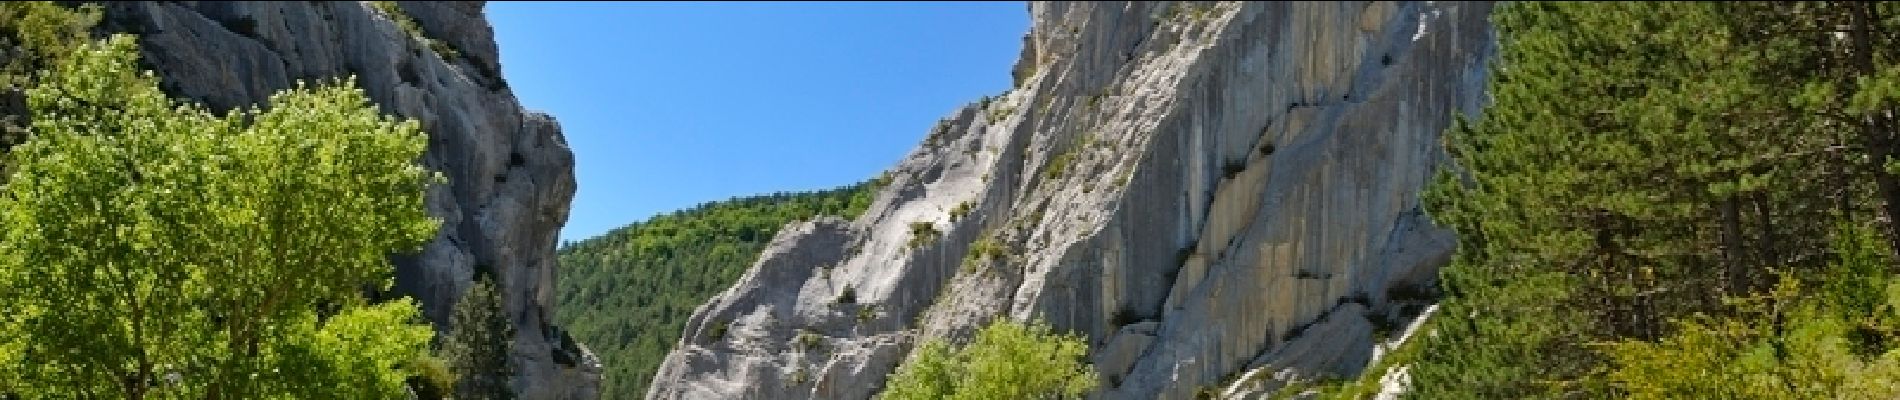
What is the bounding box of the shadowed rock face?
[645,2,1494,399]
[93,2,599,398]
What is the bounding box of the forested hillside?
[1373,2,1900,398]
[555,180,879,398]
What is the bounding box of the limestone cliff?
[646,1,1494,399]
[92,2,600,398]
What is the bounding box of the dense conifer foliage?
[1395,2,1900,398]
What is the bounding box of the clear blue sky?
[487,1,1030,243]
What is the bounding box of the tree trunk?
[1848,1,1900,265]
[1754,193,1776,289]
[1722,194,1747,295]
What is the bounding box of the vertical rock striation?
[647,1,1494,399]
[93,2,601,398]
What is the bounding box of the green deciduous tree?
[881,318,1097,400]
[273,298,439,399]
[0,1,102,179]
[0,34,442,398]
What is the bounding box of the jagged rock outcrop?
[647,1,1493,399]
[91,2,600,398]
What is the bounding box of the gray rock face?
[94,2,600,398]
[648,1,1494,399]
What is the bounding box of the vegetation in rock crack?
[788,365,811,385]
[1012,58,1038,88]
[880,318,1098,400]
[368,1,461,61]
[837,284,858,305]
[705,319,731,342]
[443,278,517,400]
[1044,148,1076,179]
[961,235,1009,274]
[871,170,895,191]
[795,329,825,352]
[909,220,942,249]
[1399,2,1900,398]
[949,200,975,222]
[985,103,1014,125]
[0,34,444,398]
[554,183,875,399]
[925,118,951,147]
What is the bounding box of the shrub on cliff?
[881,318,1097,400]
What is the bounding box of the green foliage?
[1606,225,1900,399]
[1307,312,1431,400]
[0,1,97,80]
[1159,2,1220,26]
[1012,58,1037,88]
[0,2,101,177]
[837,284,858,305]
[961,235,1009,274]
[909,220,942,249]
[705,319,730,341]
[1044,148,1075,179]
[789,365,812,385]
[553,182,876,399]
[276,299,439,399]
[1408,2,1900,398]
[405,353,458,400]
[368,1,460,61]
[871,170,895,191]
[881,319,1098,400]
[0,35,440,398]
[985,103,1014,125]
[443,278,516,400]
[925,119,951,147]
[796,329,825,352]
[949,200,974,222]
[884,340,957,399]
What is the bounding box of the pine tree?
[444,277,518,400]
[1409,2,1855,397]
